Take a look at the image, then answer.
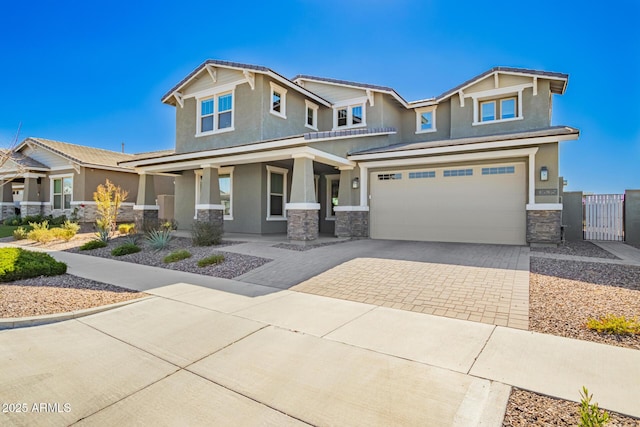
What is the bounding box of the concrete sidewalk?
[1,246,639,425]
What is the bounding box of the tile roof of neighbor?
[349,126,580,156]
[25,138,136,169]
[1,150,49,169]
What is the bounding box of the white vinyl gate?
[584,194,624,241]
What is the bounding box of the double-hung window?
[305,100,318,130]
[415,106,437,134]
[52,176,72,210]
[333,103,365,129]
[270,82,287,119]
[266,166,288,220]
[197,91,234,136]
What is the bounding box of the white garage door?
[370,163,526,245]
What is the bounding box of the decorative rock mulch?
[530,240,620,259]
[503,388,639,426]
[530,257,640,350]
[0,274,145,318]
[66,236,272,279]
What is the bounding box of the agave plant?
[145,229,172,251]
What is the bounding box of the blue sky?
[1,0,638,193]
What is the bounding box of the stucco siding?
[401,99,452,143]
[83,169,140,203]
[261,78,315,140]
[533,142,559,204]
[450,80,552,139]
[174,171,196,230]
[223,163,263,234]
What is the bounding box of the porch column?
[334,166,369,238]
[286,154,320,241]
[21,174,43,218]
[0,180,15,219]
[134,172,158,231]
[196,165,224,231]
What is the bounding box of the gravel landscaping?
[530,257,640,350]
[530,240,620,259]
[0,274,145,318]
[503,388,639,426]
[65,236,272,279]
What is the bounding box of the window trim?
[468,84,529,126]
[325,174,340,221]
[332,100,367,130]
[305,100,319,130]
[194,166,235,220]
[195,89,235,137]
[50,174,73,211]
[266,165,288,221]
[269,82,287,119]
[415,106,437,134]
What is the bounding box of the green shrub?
[13,227,28,240]
[4,215,21,226]
[191,220,222,246]
[163,249,192,264]
[21,215,45,225]
[47,214,68,227]
[579,386,610,426]
[146,229,172,251]
[79,240,108,251]
[123,233,142,246]
[111,243,141,256]
[197,254,225,267]
[586,314,640,335]
[118,223,136,235]
[0,247,67,282]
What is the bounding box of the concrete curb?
[0,295,155,330]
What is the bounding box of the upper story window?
[333,103,365,130]
[466,83,530,126]
[415,106,437,134]
[480,97,516,122]
[197,90,234,136]
[305,100,318,130]
[270,82,287,119]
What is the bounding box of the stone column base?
[335,210,369,238]
[133,206,159,232]
[0,203,15,221]
[527,209,561,244]
[196,208,224,231]
[21,203,44,218]
[287,209,319,241]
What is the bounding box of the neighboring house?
[121,60,579,245]
[0,138,174,224]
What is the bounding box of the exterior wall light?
[540,166,549,181]
[352,177,360,189]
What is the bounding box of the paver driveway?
[231,239,530,329]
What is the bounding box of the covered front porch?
[129,144,371,242]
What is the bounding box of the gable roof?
[292,74,409,107]
[1,150,49,170]
[18,138,136,171]
[161,60,331,107]
[422,67,569,106]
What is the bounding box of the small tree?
[93,179,128,238]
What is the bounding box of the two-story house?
[122,60,579,245]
